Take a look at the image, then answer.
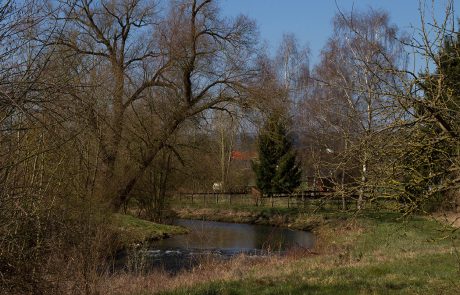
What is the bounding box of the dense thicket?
[0,0,258,293]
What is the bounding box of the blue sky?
[221,0,459,65]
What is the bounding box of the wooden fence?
[172,191,360,209]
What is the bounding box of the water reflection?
[154,219,314,252]
[119,219,314,274]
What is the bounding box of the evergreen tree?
[252,116,302,195]
[402,29,460,211]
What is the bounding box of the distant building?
[230,150,257,161]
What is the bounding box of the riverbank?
[112,213,188,247]
[174,206,346,232]
[101,210,459,294]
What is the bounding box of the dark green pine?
[253,115,302,195]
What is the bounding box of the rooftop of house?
[231,150,257,161]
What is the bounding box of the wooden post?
[288,195,290,208]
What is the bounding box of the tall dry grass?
[98,254,289,295]
[96,217,359,295]
[96,242,323,295]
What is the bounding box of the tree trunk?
[358,157,367,210]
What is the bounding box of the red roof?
[231,150,257,161]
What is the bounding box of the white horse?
[212,182,223,192]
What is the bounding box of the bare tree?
[275,33,310,106]
[50,0,258,210]
[0,1,115,293]
[297,9,408,210]
[386,0,460,212]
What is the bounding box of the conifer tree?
[252,116,302,195]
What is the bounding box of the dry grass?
[96,218,351,295]
[432,212,460,228]
[175,207,323,231]
[94,212,459,295]
[98,255,287,295]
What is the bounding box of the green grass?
[112,213,188,247]
[174,206,361,232]
[174,206,322,231]
[158,212,460,295]
[170,253,457,295]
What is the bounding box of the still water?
[122,219,314,274]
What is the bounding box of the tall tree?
[51,0,258,210]
[401,26,460,211]
[252,115,301,195]
[299,9,406,210]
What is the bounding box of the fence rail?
[172,191,360,209]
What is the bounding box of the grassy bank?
[102,210,460,294]
[161,212,459,294]
[174,206,343,231]
[112,213,188,247]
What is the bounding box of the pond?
[119,219,314,274]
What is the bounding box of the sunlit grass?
[112,213,188,247]
[157,212,460,295]
[99,210,459,295]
